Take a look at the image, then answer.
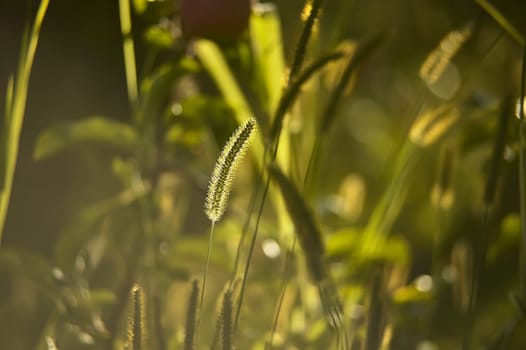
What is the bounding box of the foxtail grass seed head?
[409,104,459,147]
[431,147,455,210]
[126,284,146,350]
[420,22,473,85]
[205,118,257,222]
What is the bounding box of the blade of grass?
[0,0,50,245]
[474,0,524,47]
[118,0,139,113]
[518,40,526,302]
[288,0,325,83]
[464,97,511,349]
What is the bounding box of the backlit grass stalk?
[463,97,511,350]
[184,279,200,350]
[268,164,348,348]
[234,52,339,334]
[287,0,325,84]
[364,271,384,350]
[221,290,233,350]
[518,42,526,303]
[201,118,256,342]
[118,0,138,112]
[0,0,50,244]
[474,0,525,47]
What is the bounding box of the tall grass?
[0,0,50,244]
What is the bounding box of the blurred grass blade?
[270,51,345,141]
[320,34,383,134]
[221,290,233,350]
[184,279,200,350]
[55,183,150,268]
[45,336,58,350]
[0,247,61,302]
[364,271,384,350]
[34,116,138,160]
[474,0,525,46]
[119,0,139,112]
[519,41,526,300]
[250,3,286,117]
[193,39,264,166]
[409,104,460,147]
[287,0,325,83]
[267,163,327,282]
[483,96,511,205]
[0,0,50,245]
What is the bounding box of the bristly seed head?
[205,118,257,222]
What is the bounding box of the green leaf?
[33,116,138,160]
[132,0,147,14]
[55,184,149,268]
[250,3,286,116]
[144,25,174,49]
[267,163,327,282]
[0,247,61,301]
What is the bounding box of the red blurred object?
[181,0,251,42]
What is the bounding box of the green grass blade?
[518,41,526,301]
[0,0,50,245]
[270,51,345,141]
[250,3,286,117]
[474,0,524,46]
[118,0,139,112]
[320,34,383,134]
[193,40,265,167]
[288,0,325,83]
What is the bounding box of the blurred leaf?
[327,229,410,265]
[144,25,174,49]
[161,237,231,273]
[132,0,147,14]
[193,39,265,168]
[34,116,138,160]
[392,285,432,304]
[0,247,61,301]
[487,214,520,262]
[140,63,195,125]
[267,163,327,282]
[55,183,150,269]
[250,3,286,116]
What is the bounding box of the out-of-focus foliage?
[1,0,526,349]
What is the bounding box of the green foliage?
[2,0,526,349]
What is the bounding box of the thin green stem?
[474,0,525,47]
[519,41,526,301]
[118,0,139,113]
[197,220,216,345]
[463,206,490,350]
[0,0,50,245]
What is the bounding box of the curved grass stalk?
[474,0,524,47]
[0,0,50,245]
[200,118,256,345]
